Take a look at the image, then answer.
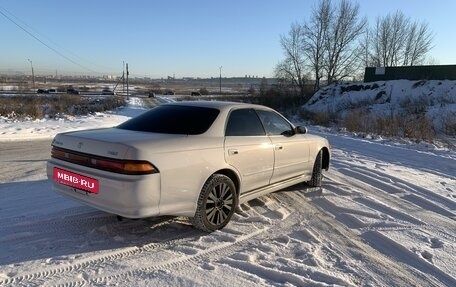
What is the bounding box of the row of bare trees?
[276,0,434,98]
[363,11,434,67]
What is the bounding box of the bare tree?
[370,11,434,67]
[303,0,331,91]
[403,21,434,65]
[275,23,308,97]
[352,25,375,80]
[324,0,367,84]
[359,24,389,72]
[277,0,365,94]
[378,11,408,66]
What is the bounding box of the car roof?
[163,100,273,112]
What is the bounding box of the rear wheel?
[308,150,323,187]
[191,174,238,232]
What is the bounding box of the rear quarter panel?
[131,137,231,217]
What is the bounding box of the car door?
[224,108,274,193]
[256,109,310,184]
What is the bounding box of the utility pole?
[126,63,129,100]
[219,66,222,95]
[122,61,125,95]
[27,59,35,90]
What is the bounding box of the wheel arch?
[321,146,330,171]
[191,170,240,232]
[212,168,241,197]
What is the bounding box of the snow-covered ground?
[0,97,455,286]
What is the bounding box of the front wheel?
[191,174,238,232]
[308,150,323,187]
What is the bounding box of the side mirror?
[295,126,307,134]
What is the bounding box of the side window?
[256,110,293,136]
[225,109,265,136]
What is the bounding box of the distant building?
[364,65,456,82]
[103,75,118,80]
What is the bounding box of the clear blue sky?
[1,0,455,78]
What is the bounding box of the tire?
[308,150,323,187]
[191,174,238,232]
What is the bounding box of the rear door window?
[225,109,265,136]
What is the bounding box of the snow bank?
[303,80,456,134]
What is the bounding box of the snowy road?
[0,132,455,286]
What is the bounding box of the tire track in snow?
[312,159,456,285]
[348,166,456,213]
[241,191,425,286]
[326,167,453,221]
[3,193,290,286]
[82,227,268,287]
[1,217,182,268]
[323,169,456,241]
[281,191,448,286]
[0,228,199,287]
[362,231,456,286]
[332,165,456,241]
[220,257,334,286]
[257,191,415,285]
[58,195,290,286]
[317,174,425,227]
[78,196,289,286]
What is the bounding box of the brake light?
[51,147,158,175]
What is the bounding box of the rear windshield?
[117,105,220,135]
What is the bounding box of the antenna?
[126,63,129,100]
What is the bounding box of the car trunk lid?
[51,127,179,159]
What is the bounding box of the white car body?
[47,101,330,231]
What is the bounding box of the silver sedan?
[47,101,330,231]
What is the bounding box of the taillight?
[51,147,158,175]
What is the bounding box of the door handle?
[275,145,283,151]
[228,149,239,155]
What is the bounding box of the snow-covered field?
[0,97,455,286]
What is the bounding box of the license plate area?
[53,167,99,194]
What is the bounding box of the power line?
[0,5,101,74]
[0,5,111,72]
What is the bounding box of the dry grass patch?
[0,95,126,119]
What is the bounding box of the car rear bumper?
[46,159,161,218]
